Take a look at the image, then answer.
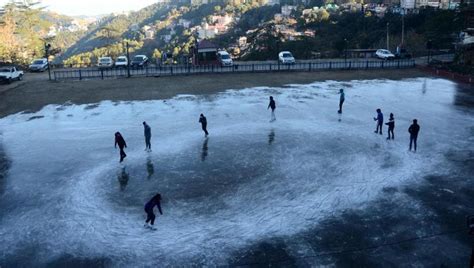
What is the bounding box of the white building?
[281,5,297,17]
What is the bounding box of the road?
[1,55,451,85]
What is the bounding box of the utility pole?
[44,43,51,81]
[401,9,405,46]
[344,38,348,66]
[386,22,390,50]
[125,42,130,78]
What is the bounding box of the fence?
[53,59,416,81]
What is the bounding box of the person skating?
[268,96,276,122]
[338,89,345,114]
[408,119,420,152]
[114,132,127,163]
[373,109,384,135]
[199,114,209,136]
[385,113,395,140]
[144,193,163,230]
[143,121,152,152]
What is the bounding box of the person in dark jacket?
[143,121,152,152]
[385,113,395,140]
[373,109,384,135]
[268,96,276,122]
[144,193,163,230]
[114,132,127,162]
[338,89,345,114]
[199,114,209,136]
[408,119,420,152]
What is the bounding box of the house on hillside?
[142,25,155,39]
[178,19,191,28]
[281,5,297,17]
[197,24,218,39]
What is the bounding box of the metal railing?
[53,59,416,81]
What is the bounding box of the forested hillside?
[0,0,464,66]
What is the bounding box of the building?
[281,5,297,17]
[192,39,218,65]
[178,19,192,28]
[197,24,218,39]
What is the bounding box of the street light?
[44,43,51,81]
[344,38,348,67]
[124,41,131,78]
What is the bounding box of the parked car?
[115,56,128,68]
[217,51,233,66]
[278,51,296,64]
[0,66,24,84]
[376,49,395,60]
[98,57,114,69]
[29,58,48,72]
[131,55,149,68]
[395,48,412,59]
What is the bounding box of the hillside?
[0,0,464,66]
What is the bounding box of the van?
[217,51,233,67]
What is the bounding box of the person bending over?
[144,193,163,230]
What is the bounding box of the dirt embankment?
[0,69,429,118]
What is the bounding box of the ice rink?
[0,77,473,266]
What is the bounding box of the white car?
[98,57,114,68]
[217,51,233,66]
[115,56,128,68]
[29,58,48,72]
[376,49,395,60]
[278,51,296,64]
[0,66,24,84]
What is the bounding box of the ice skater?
[268,96,276,122]
[408,119,420,152]
[143,121,152,152]
[373,109,384,135]
[199,114,209,136]
[385,113,395,140]
[338,89,345,113]
[144,193,163,230]
[114,132,127,163]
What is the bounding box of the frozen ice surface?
[0,78,473,266]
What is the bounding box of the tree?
[152,48,162,62]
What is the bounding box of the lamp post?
[44,43,51,81]
[124,41,131,78]
[386,22,390,50]
[344,38,348,66]
[401,9,405,46]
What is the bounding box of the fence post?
[252,64,255,72]
[397,60,400,69]
[309,62,311,71]
[171,66,173,75]
[269,63,272,71]
[381,61,384,69]
[366,61,369,69]
[146,67,149,77]
[278,62,280,71]
[348,61,351,70]
[101,69,104,80]
[79,69,82,80]
[329,62,332,69]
